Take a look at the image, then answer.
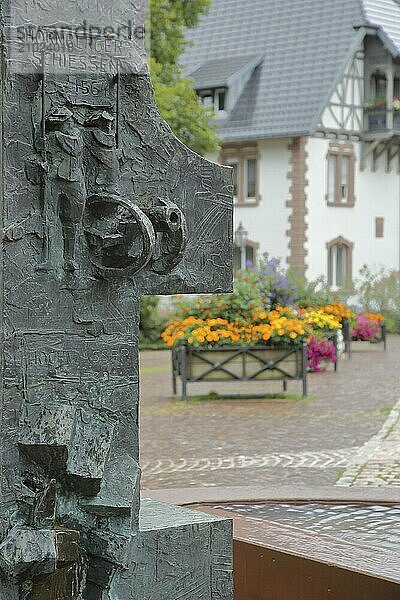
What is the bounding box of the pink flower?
[307,337,336,372]
[351,315,380,341]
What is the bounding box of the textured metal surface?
[199,508,400,599]
[183,0,400,141]
[0,0,233,597]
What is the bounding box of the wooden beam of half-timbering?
[361,138,380,170]
[386,144,399,172]
[373,143,388,171]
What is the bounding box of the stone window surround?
[220,143,261,206]
[325,141,356,207]
[326,236,354,289]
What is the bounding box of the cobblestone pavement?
[139,336,400,490]
[337,398,400,487]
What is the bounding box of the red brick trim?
[286,137,308,276]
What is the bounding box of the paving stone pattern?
[140,336,400,489]
[337,398,400,487]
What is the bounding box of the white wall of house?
[233,138,291,263]
[306,136,400,282]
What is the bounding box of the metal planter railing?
[342,319,387,357]
[172,343,308,401]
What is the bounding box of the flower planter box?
[172,344,308,401]
[342,320,387,357]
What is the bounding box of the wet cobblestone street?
[140,336,400,490]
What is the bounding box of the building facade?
[184,0,400,288]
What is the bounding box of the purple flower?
[257,254,297,308]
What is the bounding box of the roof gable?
[362,0,400,55]
[189,55,261,90]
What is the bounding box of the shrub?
[173,271,264,324]
[356,265,400,313]
[140,296,170,346]
[356,266,400,334]
[255,254,298,308]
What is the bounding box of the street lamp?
[235,223,248,271]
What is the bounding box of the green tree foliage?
[356,265,400,333]
[140,296,170,347]
[148,0,219,155]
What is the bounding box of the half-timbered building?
[183,0,400,287]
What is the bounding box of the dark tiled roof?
[189,55,260,89]
[363,0,400,52]
[182,0,400,141]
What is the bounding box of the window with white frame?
[326,144,355,206]
[198,88,227,113]
[327,238,353,289]
[221,146,260,205]
[215,88,226,112]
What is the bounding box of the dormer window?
[216,89,226,112]
[199,90,214,108]
[198,88,227,114]
[190,55,262,120]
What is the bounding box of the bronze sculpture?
[0,1,233,597]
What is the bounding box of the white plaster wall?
[233,139,291,263]
[306,136,400,282]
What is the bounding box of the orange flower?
[364,312,385,323]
